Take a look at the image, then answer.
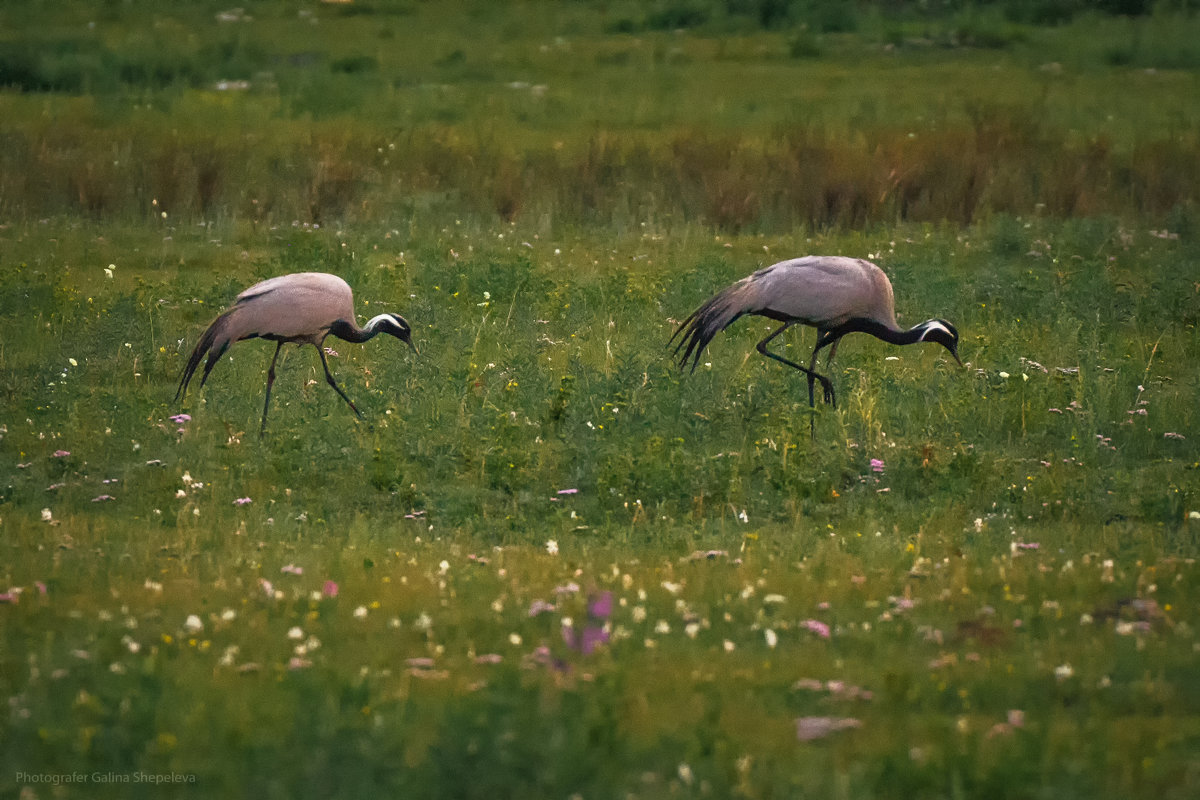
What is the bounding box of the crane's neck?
[328,316,384,344]
[820,317,946,348]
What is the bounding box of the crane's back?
[750,256,897,329]
[233,272,356,342]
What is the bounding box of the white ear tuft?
[366,313,395,330]
[919,320,952,341]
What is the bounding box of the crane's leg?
[316,345,362,419]
[260,341,284,436]
[807,350,832,407]
[756,323,836,406]
[756,323,836,439]
[804,327,835,410]
[810,330,843,407]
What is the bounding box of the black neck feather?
[821,318,926,348]
[327,319,374,343]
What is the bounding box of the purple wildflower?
[557,488,578,495]
[233,497,252,506]
[563,623,610,655]
[870,458,885,473]
[322,580,339,598]
[588,591,614,620]
[169,413,191,424]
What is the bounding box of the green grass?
[2,1,1200,798]
[2,216,1198,798]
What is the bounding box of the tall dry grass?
[2,114,1195,231]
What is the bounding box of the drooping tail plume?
[176,310,236,402]
[669,282,752,373]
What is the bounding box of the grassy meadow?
[2,1,1200,797]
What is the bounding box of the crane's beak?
[405,336,418,355]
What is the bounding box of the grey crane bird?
[176,272,415,434]
[670,255,961,425]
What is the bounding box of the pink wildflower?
[528,599,556,617]
[801,619,831,639]
[795,716,862,741]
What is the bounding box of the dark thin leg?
[804,327,826,410]
[316,345,362,418]
[756,323,837,440]
[756,323,836,408]
[810,330,842,407]
[260,341,284,436]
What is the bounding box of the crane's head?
[918,319,962,366]
[367,313,418,353]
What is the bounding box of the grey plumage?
[670,256,961,427]
[176,272,415,434]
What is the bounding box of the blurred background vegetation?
[1,0,1197,233]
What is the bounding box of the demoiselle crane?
[670,255,961,429]
[176,272,415,434]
